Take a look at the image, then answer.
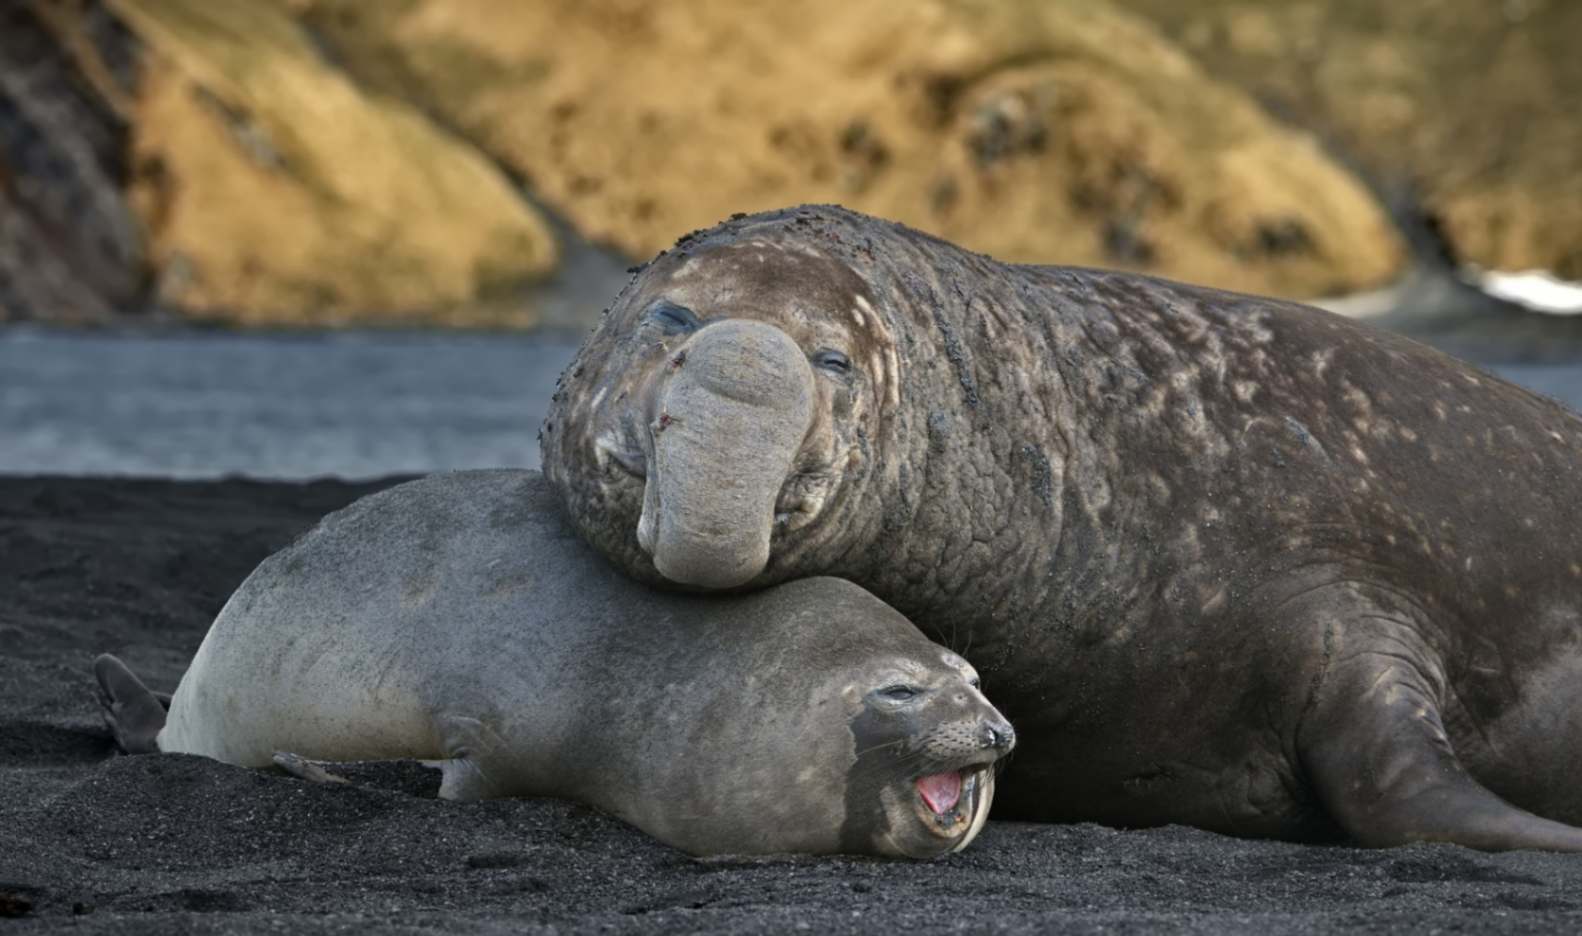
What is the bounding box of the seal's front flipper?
[272,714,505,801]
[426,757,496,801]
[272,752,443,798]
[1301,646,1582,851]
[272,752,351,785]
[93,654,167,755]
[431,713,508,801]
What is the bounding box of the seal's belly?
[992,744,1326,838]
[1451,646,1582,825]
[156,619,444,768]
[158,674,443,768]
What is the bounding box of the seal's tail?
[93,654,167,755]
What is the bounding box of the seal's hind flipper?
[93,653,167,755]
[1301,645,1582,851]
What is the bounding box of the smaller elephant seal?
[93,470,1013,859]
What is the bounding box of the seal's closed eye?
[876,684,920,702]
[646,300,701,335]
[811,348,852,375]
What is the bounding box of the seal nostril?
[983,723,1015,750]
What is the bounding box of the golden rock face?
[111,0,558,326]
[14,0,1576,327]
[294,0,1405,301]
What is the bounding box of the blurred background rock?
[8,0,1577,333]
[1116,0,1582,284]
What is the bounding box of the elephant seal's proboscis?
[94,470,1013,859]
[542,204,1582,852]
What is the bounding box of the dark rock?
[0,0,144,324]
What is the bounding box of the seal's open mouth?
[912,766,994,850]
[917,771,962,814]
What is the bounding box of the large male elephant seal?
[541,205,1582,851]
[93,470,1013,859]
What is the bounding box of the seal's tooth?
[954,772,994,853]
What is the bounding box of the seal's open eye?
[646,300,700,335]
[877,684,920,702]
[811,348,852,375]
[968,677,981,690]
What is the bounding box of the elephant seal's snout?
[639,319,815,588]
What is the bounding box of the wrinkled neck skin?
[833,237,1094,677]
[815,222,1266,701]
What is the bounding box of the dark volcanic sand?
[4,478,1582,934]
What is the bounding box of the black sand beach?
[5,475,1582,933]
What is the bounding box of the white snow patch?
[1466,268,1582,315]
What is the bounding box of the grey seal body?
[104,470,1011,859]
[542,205,1582,851]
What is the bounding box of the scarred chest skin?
[542,205,1582,848]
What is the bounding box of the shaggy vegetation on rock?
[294,0,1405,300]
